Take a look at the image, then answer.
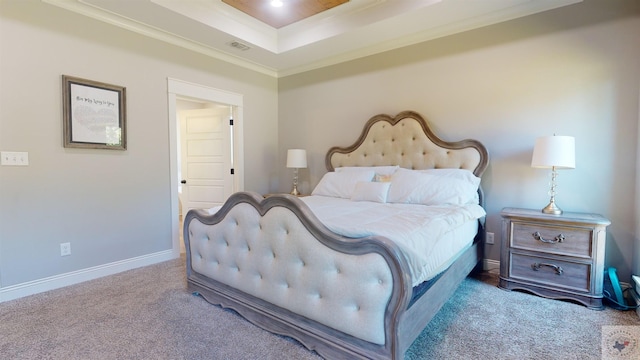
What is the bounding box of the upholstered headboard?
[326,111,489,177]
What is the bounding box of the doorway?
[168,78,244,256]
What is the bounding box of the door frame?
[167,78,244,256]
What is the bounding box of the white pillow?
[419,169,481,204]
[387,168,480,205]
[335,165,399,176]
[417,168,480,183]
[350,181,391,203]
[312,170,375,199]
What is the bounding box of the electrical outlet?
[486,232,495,245]
[60,242,71,256]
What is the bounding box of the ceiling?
[221,0,350,29]
[44,0,582,77]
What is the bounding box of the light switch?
[1,151,29,166]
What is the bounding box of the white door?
[179,107,233,212]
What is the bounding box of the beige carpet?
[1,256,638,359]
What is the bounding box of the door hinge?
[230,168,234,175]
[229,119,234,126]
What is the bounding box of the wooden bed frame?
[183,110,489,359]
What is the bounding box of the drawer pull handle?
[532,231,565,244]
[531,262,564,275]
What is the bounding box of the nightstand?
[499,207,610,310]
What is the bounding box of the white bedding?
[300,196,485,286]
[208,195,485,286]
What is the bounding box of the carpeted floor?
[1,256,638,359]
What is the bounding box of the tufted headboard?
[326,110,488,177]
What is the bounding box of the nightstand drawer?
[509,253,591,293]
[510,222,592,258]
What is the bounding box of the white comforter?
[299,196,486,286]
[207,195,485,286]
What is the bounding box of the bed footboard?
[184,192,413,359]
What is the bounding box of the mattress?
[300,195,484,286]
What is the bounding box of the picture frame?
[62,75,127,150]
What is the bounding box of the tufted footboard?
[183,191,413,359]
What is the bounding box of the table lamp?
[531,135,575,215]
[286,149,307,196]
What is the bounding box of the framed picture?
[62,75,127,150]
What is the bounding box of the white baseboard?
[483,258,500,272]
[0,249,178,303]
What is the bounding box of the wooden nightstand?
[499,207,610,310]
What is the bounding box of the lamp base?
[541,201,562,215]
[290,167,302,196]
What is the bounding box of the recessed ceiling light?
[270,0,283,7]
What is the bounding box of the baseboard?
[0,249,177,303]
[483,258,500,272]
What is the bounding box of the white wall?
[0,0,277,298]
[278,1,640,280]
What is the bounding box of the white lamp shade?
[286,149,307,168]
[531,136,575,169]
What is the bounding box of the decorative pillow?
[373,174,393,182]
[387,168,480,205]
[335,165,399,176]
[351,181,391,203]
[312,170,375,199]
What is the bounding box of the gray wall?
[278,1,640,280]
[0,1,278,289]
[1,0,639,299]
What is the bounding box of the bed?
[183,110,489,359]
